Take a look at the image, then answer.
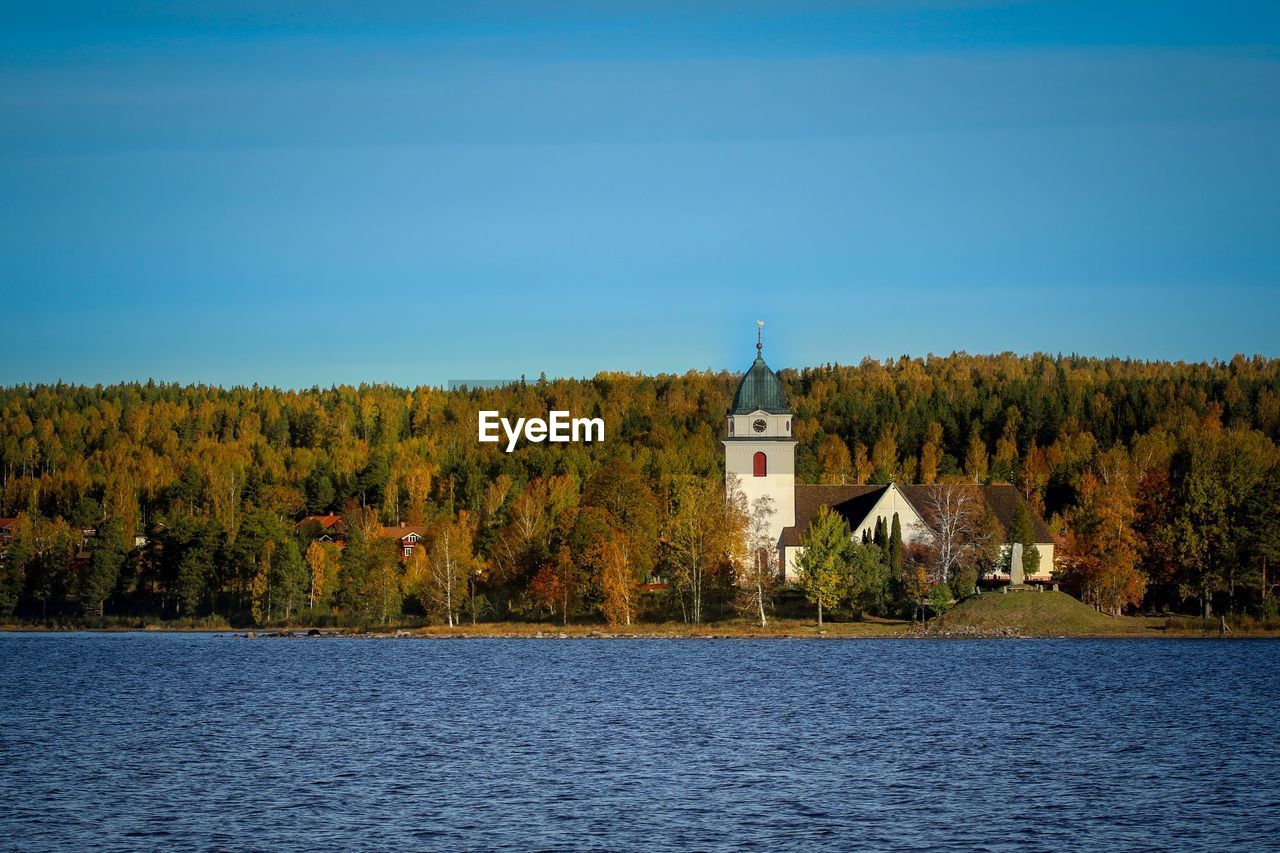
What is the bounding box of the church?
[723,334,1055,582]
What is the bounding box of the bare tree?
[920,482,982,584]
[737,491,778,627]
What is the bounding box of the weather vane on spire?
[757,320,764,353]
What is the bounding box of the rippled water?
[1,634,1278,851]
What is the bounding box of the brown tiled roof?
[0,518,18,529]
[982,484,1054,542]
[781,484,886,547]
[781,483,1052,547]
[899,484,1053,543]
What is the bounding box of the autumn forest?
[2,352,1278,628]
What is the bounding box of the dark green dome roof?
[731,351,789,414]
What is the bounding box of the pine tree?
[82,517,127,617]
[873,517,889,565]
[888,512,905,608]
[846,541,890,617]
[272,538,307,621]
[1005,500,1041,577]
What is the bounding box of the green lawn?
[922,589,1275,637]
[925,589,1144,636]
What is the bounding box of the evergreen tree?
[1242,470,1280,616]
[1004,500,1041,577]
[0,516,33,617]
[888,512,906,609]
[272,538,307,621]
[304,461,337,514]
[177,548,214,617]
[846,541,891,617]
[336,514,374,624]
[877,516,891,565]
[82,517,127,617]
[889,513,904,577]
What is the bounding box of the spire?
[731,322,789,414]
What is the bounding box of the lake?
[1,634,1277,851]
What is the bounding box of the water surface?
[1,634,1277,851]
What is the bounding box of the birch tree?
[921,481,982,584]
[664,476,740,625]
[305,539,330,610]
[737,493,778,627]
[421,512,480,627]
[818,437,853,485]
[593,534,637,627]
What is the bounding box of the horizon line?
[3,349,1278,394]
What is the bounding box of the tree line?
[1,352,1278,625]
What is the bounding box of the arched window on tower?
[753,451,767,477]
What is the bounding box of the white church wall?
[724,408,796,552]
[726,447,795,548]
[781,484,929,583]
[783,545,803,582]
[788,539,1055,584]
[852,484,931,546]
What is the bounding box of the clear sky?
[3,1,1278,388]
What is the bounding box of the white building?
[723,340,1055,582]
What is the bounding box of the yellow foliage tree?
[817,436,853,485]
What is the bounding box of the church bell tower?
[723,323,796,549]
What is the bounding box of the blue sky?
[3,1,1278,387]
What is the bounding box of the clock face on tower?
[752,418,767,433]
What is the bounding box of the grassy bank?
[0,615,913,638]
[4,593,1278,637]
[924,589,1280,638]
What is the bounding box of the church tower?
[723,324,796,549]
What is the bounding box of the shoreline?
[4,623,1277,640]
